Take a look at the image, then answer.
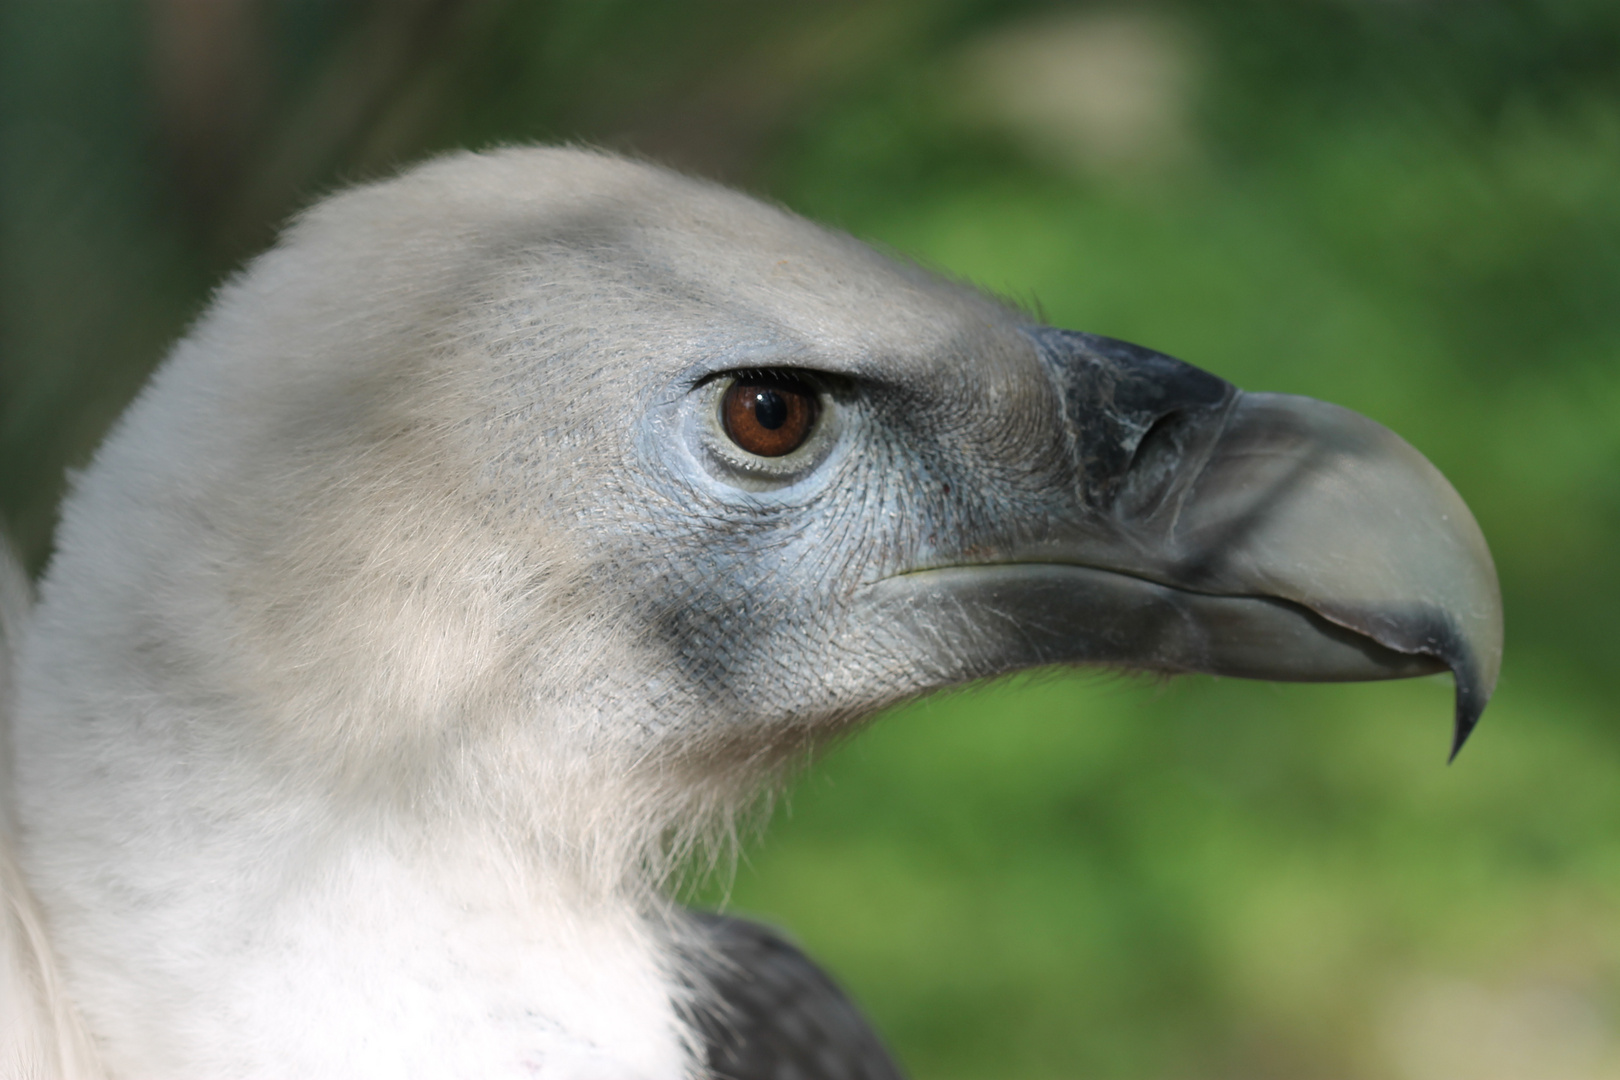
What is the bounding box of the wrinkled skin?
[464,201,1497,767]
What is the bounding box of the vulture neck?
[19,687,723,1078]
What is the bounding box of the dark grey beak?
[863,329,1503,759]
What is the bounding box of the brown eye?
[720,375,820,457]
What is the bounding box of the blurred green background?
[3,2,1617,1077]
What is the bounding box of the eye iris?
[721,377,818,457]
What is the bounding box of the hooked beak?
[861,330,1503,759]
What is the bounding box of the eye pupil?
[721,375,819,457]
[752,390,788,430]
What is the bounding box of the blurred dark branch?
[606,4,939,184]
[151,0,508,267]
[150,0,271,232]
[150,0,949,268]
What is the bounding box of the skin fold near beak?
[863,330,1503,760]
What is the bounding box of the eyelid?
[702,365,834,390]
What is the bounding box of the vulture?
[0,148,1501,1080]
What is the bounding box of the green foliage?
[713,4,1620,1076]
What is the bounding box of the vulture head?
[1,148,1500,1079]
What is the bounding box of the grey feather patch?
[688,913,906,1080]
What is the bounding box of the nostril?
[1025,325,1237,510]
[1116,409,1191,516]
[1129,409,1185,475]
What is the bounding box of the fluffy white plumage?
[4,149,898,1078]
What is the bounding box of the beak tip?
[1447,714,1474,764]
[1445,660,1491,764]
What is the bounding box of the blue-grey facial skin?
[622,322,1064,741]
[462,209,1497,769]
